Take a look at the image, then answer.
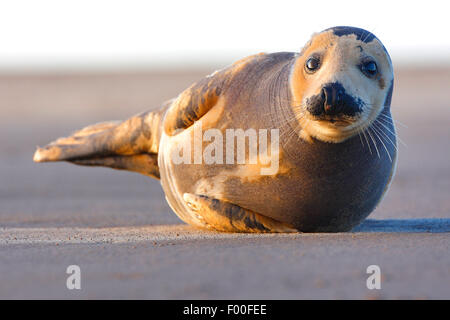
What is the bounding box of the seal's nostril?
[321,83,347,115]
[322,86,334,114]
[322,87,331,106]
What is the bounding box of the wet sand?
[0,67,449,299]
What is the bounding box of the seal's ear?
[33,109,165,179]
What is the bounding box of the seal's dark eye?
[305,57,320,73]
[361,61,378,77]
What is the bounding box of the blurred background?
[0,0,449,299]
[1,0,449,226]
[1,0,450,70]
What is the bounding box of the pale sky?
[0,0,449,71]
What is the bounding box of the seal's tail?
[33,103,170,179]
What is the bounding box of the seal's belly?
[158,111,396,231]
[157,119,290,228]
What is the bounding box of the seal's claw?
[183,193,200,212]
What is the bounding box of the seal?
[33,26,397,233]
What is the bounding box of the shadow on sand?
[353,219,450,233]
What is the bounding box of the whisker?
[373,121,397,146]
[358,131,365,149]
[361,130,372,155]
[279,126,297,141]
[378,113,408,128]
[283,126,299,144]
[375,118,407,147]
[367,127,381,158]
[358,104,407,128]
[373,121,398,153]
[371,124,392,162]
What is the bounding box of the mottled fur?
[34,27,396,233]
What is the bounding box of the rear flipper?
[183,193,298,233]
[33,107,166,179]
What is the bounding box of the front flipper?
[33,108,166,179]
[183,193,297,233]
[163,54,265,135]
[163,74,227,135]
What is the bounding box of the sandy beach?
[0,67,449,299]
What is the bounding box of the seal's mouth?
[311,115,356,127]
[299,114,366,143]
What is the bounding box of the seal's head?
[290,26,394,143]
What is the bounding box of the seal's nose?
[306,81,362,117]
[322,83,344,115]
